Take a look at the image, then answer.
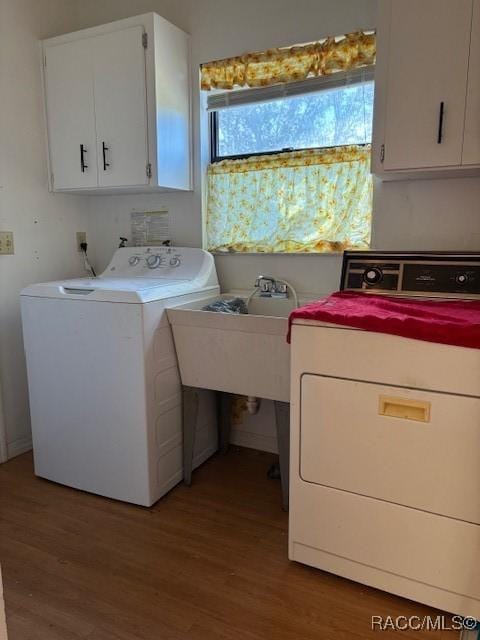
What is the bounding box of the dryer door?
[300,374,480,523]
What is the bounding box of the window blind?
[207,66,375,111]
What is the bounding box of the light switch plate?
[0,231,14,255]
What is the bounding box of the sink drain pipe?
[246,396,261,415]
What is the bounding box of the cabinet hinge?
[380,144,385,163]
[44,54,47,68]
[51,173,54,188]
[142,32,148,48]
[146,163,152,178]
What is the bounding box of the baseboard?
[7,436,32,460]
[230,429,278,454]
[0,567,7,640]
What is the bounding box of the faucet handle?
[255,274,268,286]
[255,275,275,287]
[273,282,287,295]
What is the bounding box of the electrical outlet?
[76,231,86,252]
[0,231,14,255]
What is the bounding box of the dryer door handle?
[378,396,431,423]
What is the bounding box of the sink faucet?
[254,275,288,298]
[255,275,277,296]
[247,275,299,310]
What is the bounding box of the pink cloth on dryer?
[287,290,480,348]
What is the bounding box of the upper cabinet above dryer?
[372,0,480,179]
[463,0,480,165]
[42,14,192,193]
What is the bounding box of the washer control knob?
[456,273,468,285]
[146,254,161,269]
[169,257,181,267]
[363,267,383,285]
[128,256,140,266]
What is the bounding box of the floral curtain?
[200,31,375,91]
[206,145,372,253]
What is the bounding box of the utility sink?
[166,294,294,402]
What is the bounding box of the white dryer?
[290,251,480,619]
[21,246,219,506]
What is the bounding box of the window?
[211,78,374,161]
[203,33,375,254]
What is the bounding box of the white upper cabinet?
[43,14,191,193]
[383,0,471,170]
[463,0,480,165]
[372,0,480,178]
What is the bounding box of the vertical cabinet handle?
[102,142,110,171]
[80,144,88,172]
[437,101,445,144]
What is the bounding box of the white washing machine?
[290,251,480,619]
[21,246,219,506]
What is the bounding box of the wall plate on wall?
[0,232,14,255]
[76,231,87,252]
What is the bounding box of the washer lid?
[61,277,186,292]
[20,277,207,303]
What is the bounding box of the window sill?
[210,251,345,257]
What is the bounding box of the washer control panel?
[341,252,480,298]
[102,246,214,281]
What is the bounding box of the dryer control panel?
[341,251,480,299]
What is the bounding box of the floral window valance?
[206,146,373,254]
[200,31,375,91]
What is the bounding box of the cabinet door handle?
[80,144,88,172]
[437,101,445,144]
[102,142,110,170]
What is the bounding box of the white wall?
[0,0,90,458]
[373,177,480,250]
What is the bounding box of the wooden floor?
[0,448,455,639]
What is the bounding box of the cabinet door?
[93,27,149,188]
[463,0,480,164]
[382,0,472,170]
[44,40,98,189]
